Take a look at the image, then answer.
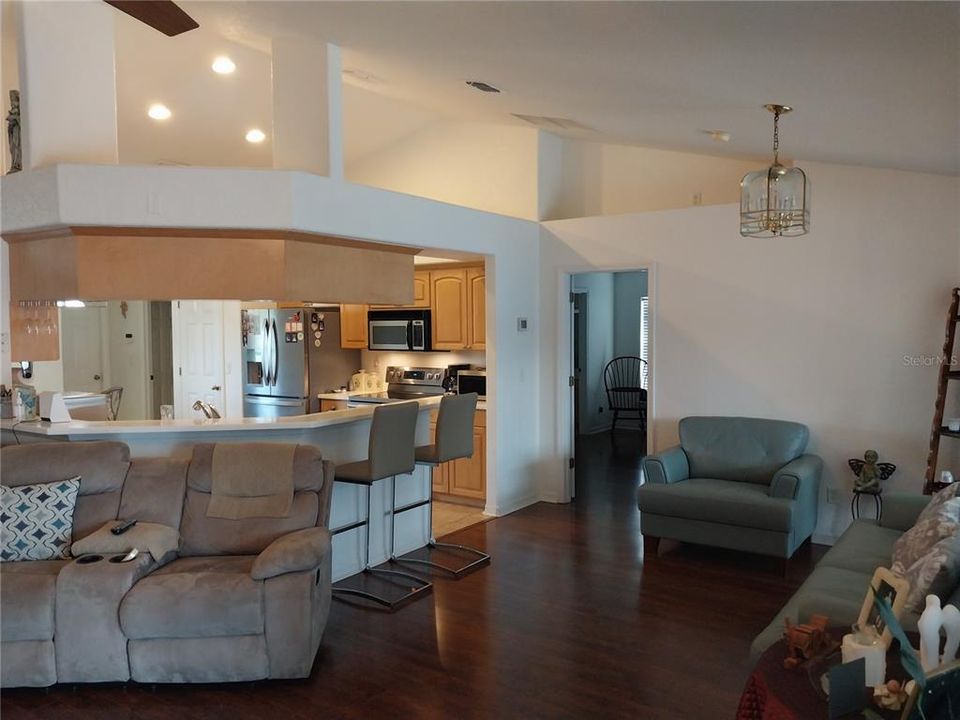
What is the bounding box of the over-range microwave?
[368,309,432,352]
[457,370,486,399]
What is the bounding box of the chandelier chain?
[772,109,780,165]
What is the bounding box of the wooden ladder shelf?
[924,287,960,494]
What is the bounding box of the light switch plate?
[517,317,528,332]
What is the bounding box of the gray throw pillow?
[0,477,81,561]
[892,497,960,612]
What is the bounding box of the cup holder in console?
[76,554,104,564]
[109,554,132,563]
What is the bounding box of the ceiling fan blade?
[104,1,199,37]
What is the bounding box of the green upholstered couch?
[638,417,822,559]
[750,493,960,659]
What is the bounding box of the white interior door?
[174,300,225,418]
[60,306,108,393]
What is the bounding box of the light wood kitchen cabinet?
[339,304,368,349]
[430,269,468,350]
[429,409,486,504]
[412,270,431,308]
[466,268,485,350]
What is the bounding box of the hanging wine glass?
[43,302,55,335]
[24,301,35,335]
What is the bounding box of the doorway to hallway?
[569,269,650,495]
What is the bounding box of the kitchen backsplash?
[360,350,486,379]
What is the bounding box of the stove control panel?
[385,366,446,386]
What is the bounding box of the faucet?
[192,400,221,419]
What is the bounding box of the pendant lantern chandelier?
[740,104,810,237]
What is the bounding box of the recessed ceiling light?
[245,128,266,144]
[701,129,731,143]
[212,56,236,74]
[148,103,172,120]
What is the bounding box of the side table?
[852,490,882,522]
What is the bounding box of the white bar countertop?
[1,395,443,437]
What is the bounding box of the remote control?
[111,519,137,536]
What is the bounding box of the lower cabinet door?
[449,427,486,500]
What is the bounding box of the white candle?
[842,633,887,686]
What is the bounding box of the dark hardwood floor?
[2,430,825,719]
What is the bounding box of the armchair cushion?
[641,445,689,485]
[251,527,331,581]
[637,478,794,532]
[678,417,809,484]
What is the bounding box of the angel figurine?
[848,450,896,494]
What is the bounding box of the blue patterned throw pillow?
[1,477,81,561]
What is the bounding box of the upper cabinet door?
[466,268,485,350]
[413,271,431,308]
[339,304,368,349]
[430,269,468,350]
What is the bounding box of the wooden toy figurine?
[783,614,834,670]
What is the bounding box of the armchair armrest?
[251,527,331,581]
[879,493,931,532]
[769,454,823,500]
[642,445,689,485]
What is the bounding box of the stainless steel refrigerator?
[242,307,359,418]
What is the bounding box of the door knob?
[211,385,221,391]
[94,374,102,381]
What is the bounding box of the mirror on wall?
[26,300,175,421]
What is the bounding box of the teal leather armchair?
[637,417,822,560]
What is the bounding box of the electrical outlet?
[826,486,842,504]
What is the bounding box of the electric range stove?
[347,366,448,405]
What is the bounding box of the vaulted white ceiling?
[120,1,958,174]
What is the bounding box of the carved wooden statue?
[6,89,21,174]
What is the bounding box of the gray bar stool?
[399,392,491,578]
[331,401,432,610]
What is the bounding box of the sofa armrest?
[642,445,689,485]
[251,527,331,581]
[879,493,930,532]
[769,454,823,499]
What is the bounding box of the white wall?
[106,300,148,420]
[550,139,762,220]
[572,272,615,433]
[347,120,542,220]
[541,162,960,541]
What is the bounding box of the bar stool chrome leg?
[392,467,490,578]
[331,480,432,610]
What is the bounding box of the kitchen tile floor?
[432,500,489,538]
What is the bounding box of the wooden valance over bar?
[4,226,418,305]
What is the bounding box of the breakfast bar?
[1,397,442,581]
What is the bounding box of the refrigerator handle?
[263,318,272,386]
[271,319,280,386]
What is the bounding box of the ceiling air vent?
[512,114,594,133]
[466,80,501,93]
